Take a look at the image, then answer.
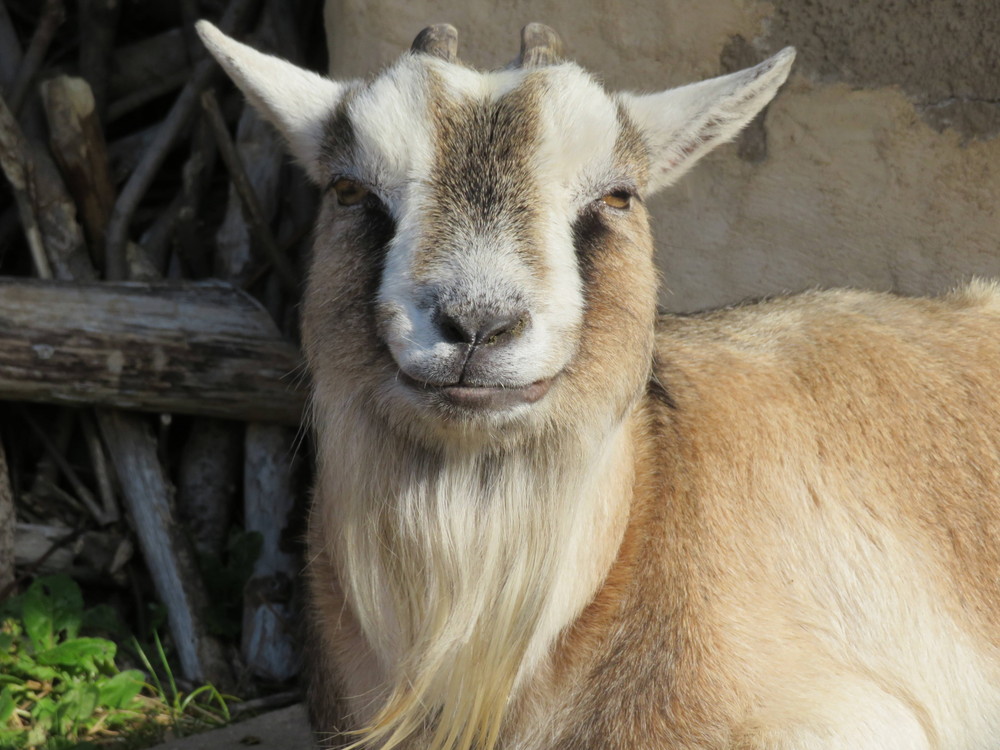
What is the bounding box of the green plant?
[0,575,236,749]
[131,631,232,734]
[0,574,146,749]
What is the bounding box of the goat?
[199,19,1000,750]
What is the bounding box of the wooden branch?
[80,412,119,523]
[206,90,290,288]
[0,439,13,592]
[25,410,73,508]
[18,405,111,525]
[7,0,65,116]
[0,91,52,278]
[40,76,116,273]
[97,410,232,687]
[0,90,95,281]
[0,278,306,424]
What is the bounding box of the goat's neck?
[316,404,636,742]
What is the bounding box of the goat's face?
[198,22,794,443]
[308,57,661,440]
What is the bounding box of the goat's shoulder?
[647,280,1000,514]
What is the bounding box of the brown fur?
[520,286,1000,748]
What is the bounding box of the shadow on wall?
[323,0,1000,312]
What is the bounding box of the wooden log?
[0,439,13,592]
[97,410,232,686]
[0,278,306,424]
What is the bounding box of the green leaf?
[97,670,145,710]
[0,727,29,749]
[57,682,100,730]
[0,686,15,724]
[21,575,83,651]
[35,638,116,676]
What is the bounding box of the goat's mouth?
[398,372,555,410]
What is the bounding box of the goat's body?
[199,21,1000,748]
[308,283,1000,749]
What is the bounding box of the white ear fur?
[196,20,345,184]
[621,47,795,194]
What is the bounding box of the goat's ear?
[620,47,795,195]
[196,21,345,185]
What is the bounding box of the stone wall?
[323,0,1000,312]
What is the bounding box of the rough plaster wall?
[323,0,1000,312]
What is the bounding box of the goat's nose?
[436,309,529,347]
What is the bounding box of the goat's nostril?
[438,314,473,345]
[479,313,528,347]
[435,310,529,347]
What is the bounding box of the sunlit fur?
[200,20,1000,750]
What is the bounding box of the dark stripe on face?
[571,207,611,293]
[320,88,360,178]
[357,202,398,366]
[417,72,546,276]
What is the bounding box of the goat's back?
[544,282,1000,749]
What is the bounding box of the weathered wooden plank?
[0,278,306,424]
[97,410,232,686]
[242,423,300,681]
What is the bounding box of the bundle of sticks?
[0,0,323,693]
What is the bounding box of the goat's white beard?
[316,398,632,750]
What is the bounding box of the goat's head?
[198,22,794,445]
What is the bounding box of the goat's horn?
[412,24,458,62]
[517,23,564,67]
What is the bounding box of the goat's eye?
[600,191,632,210]
[332,178,370,207]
